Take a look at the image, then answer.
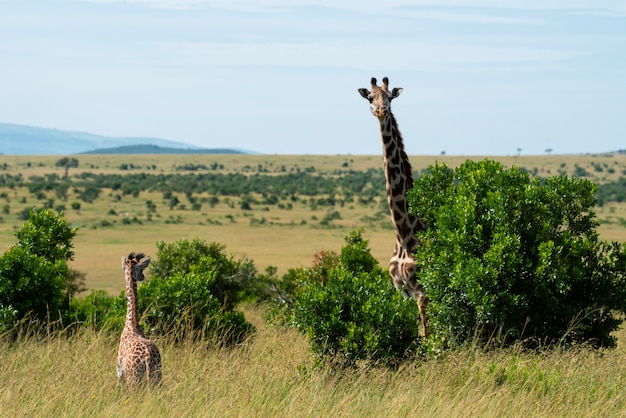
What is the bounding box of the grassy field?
[1,153,626,416]
[0,153,625,294]
[1,304,625,417]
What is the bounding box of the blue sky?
[1,1,625,155]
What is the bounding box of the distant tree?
[168,195,180,209]
[55,157,79,179]
[55,183,70,201]
[545,148,553,155]
[17,207,31,221]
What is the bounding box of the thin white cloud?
[156,39,586,72]
[86,0,626,16]
[390,10,544,25]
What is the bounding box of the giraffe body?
[117,252,162,386]
[358,77,429,336]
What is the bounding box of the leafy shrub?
[150,238,257,310]
[274,231,422,366]
[0,208,77,332]
[137,270,253,345]
[0,305,17,334]
[128,238,257,344]
[68,289,120,330]
[15,207,76,262]
[0,247,67,329]
[264,251,337,326]
[408,159,626,348]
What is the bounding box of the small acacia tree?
[408,159,626,348]
[55,157,79,179]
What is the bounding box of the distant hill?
[81,144,245,154]
[0,123,249,155]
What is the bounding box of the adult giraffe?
[358,77,429,336]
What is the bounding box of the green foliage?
[136,270,253,345]
[409,159,626,348]
[15,207,76,262]
[272,231,422,366]
[68,289,120,330]
[0,247,67,329]
[0,305,17,334]
[150,238,257,309]
[77,185,100,203]
[135,238,256,344]
[30,167,386,201]
[70,239,257,344]
[0,208,78,332]
[596,177,626,206]
[55,157,78,178]
[339,230,379,274]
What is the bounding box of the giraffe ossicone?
[358,77,429,337]
[117,252,162,386]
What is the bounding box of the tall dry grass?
[1,154,626,416]
[1,305,625,417]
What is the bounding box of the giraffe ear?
[137,257,151,271]
[358,88,371,99]
[391,87,403,99]
[121,256,127,270]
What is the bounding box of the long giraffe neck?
[124,270,143,336]
[379,110,423,253]
[359,76,429,337]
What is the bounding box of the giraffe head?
[358,77,403,120]
[122,252,151,283]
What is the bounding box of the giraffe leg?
[416,294,429,338]
[397,258,430,338]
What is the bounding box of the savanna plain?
[1,153,626,417]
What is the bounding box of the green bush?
[126,238,257,345]
[0,247,67,329]
[68,289,120,330]
[150,238,257,310]
[0,208,77,332]
[280,231,422,366]
[15,208,77,262]
[408,159,626,348]
[136,269,253,344]
[66,237,257,346]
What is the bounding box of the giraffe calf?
[117,252,162,386]
[117,333,162,386]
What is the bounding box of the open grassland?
[2,153,626,416]
[0,153,625,294]
[4,153,626,179]
[1,305,626,417]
